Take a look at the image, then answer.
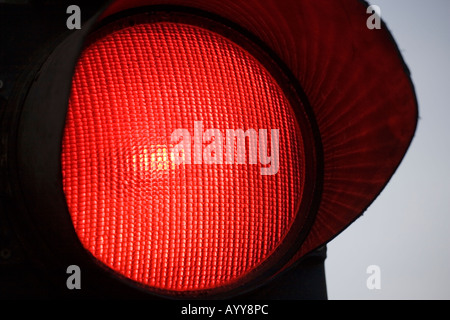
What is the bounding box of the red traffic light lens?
[61,18,311,294]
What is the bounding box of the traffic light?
[0,0,417,300]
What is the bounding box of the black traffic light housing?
[1,0,417,300]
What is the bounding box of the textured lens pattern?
[62,21,305,292]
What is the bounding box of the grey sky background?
[325,0,450,300]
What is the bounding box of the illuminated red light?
[62,20,306,293]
